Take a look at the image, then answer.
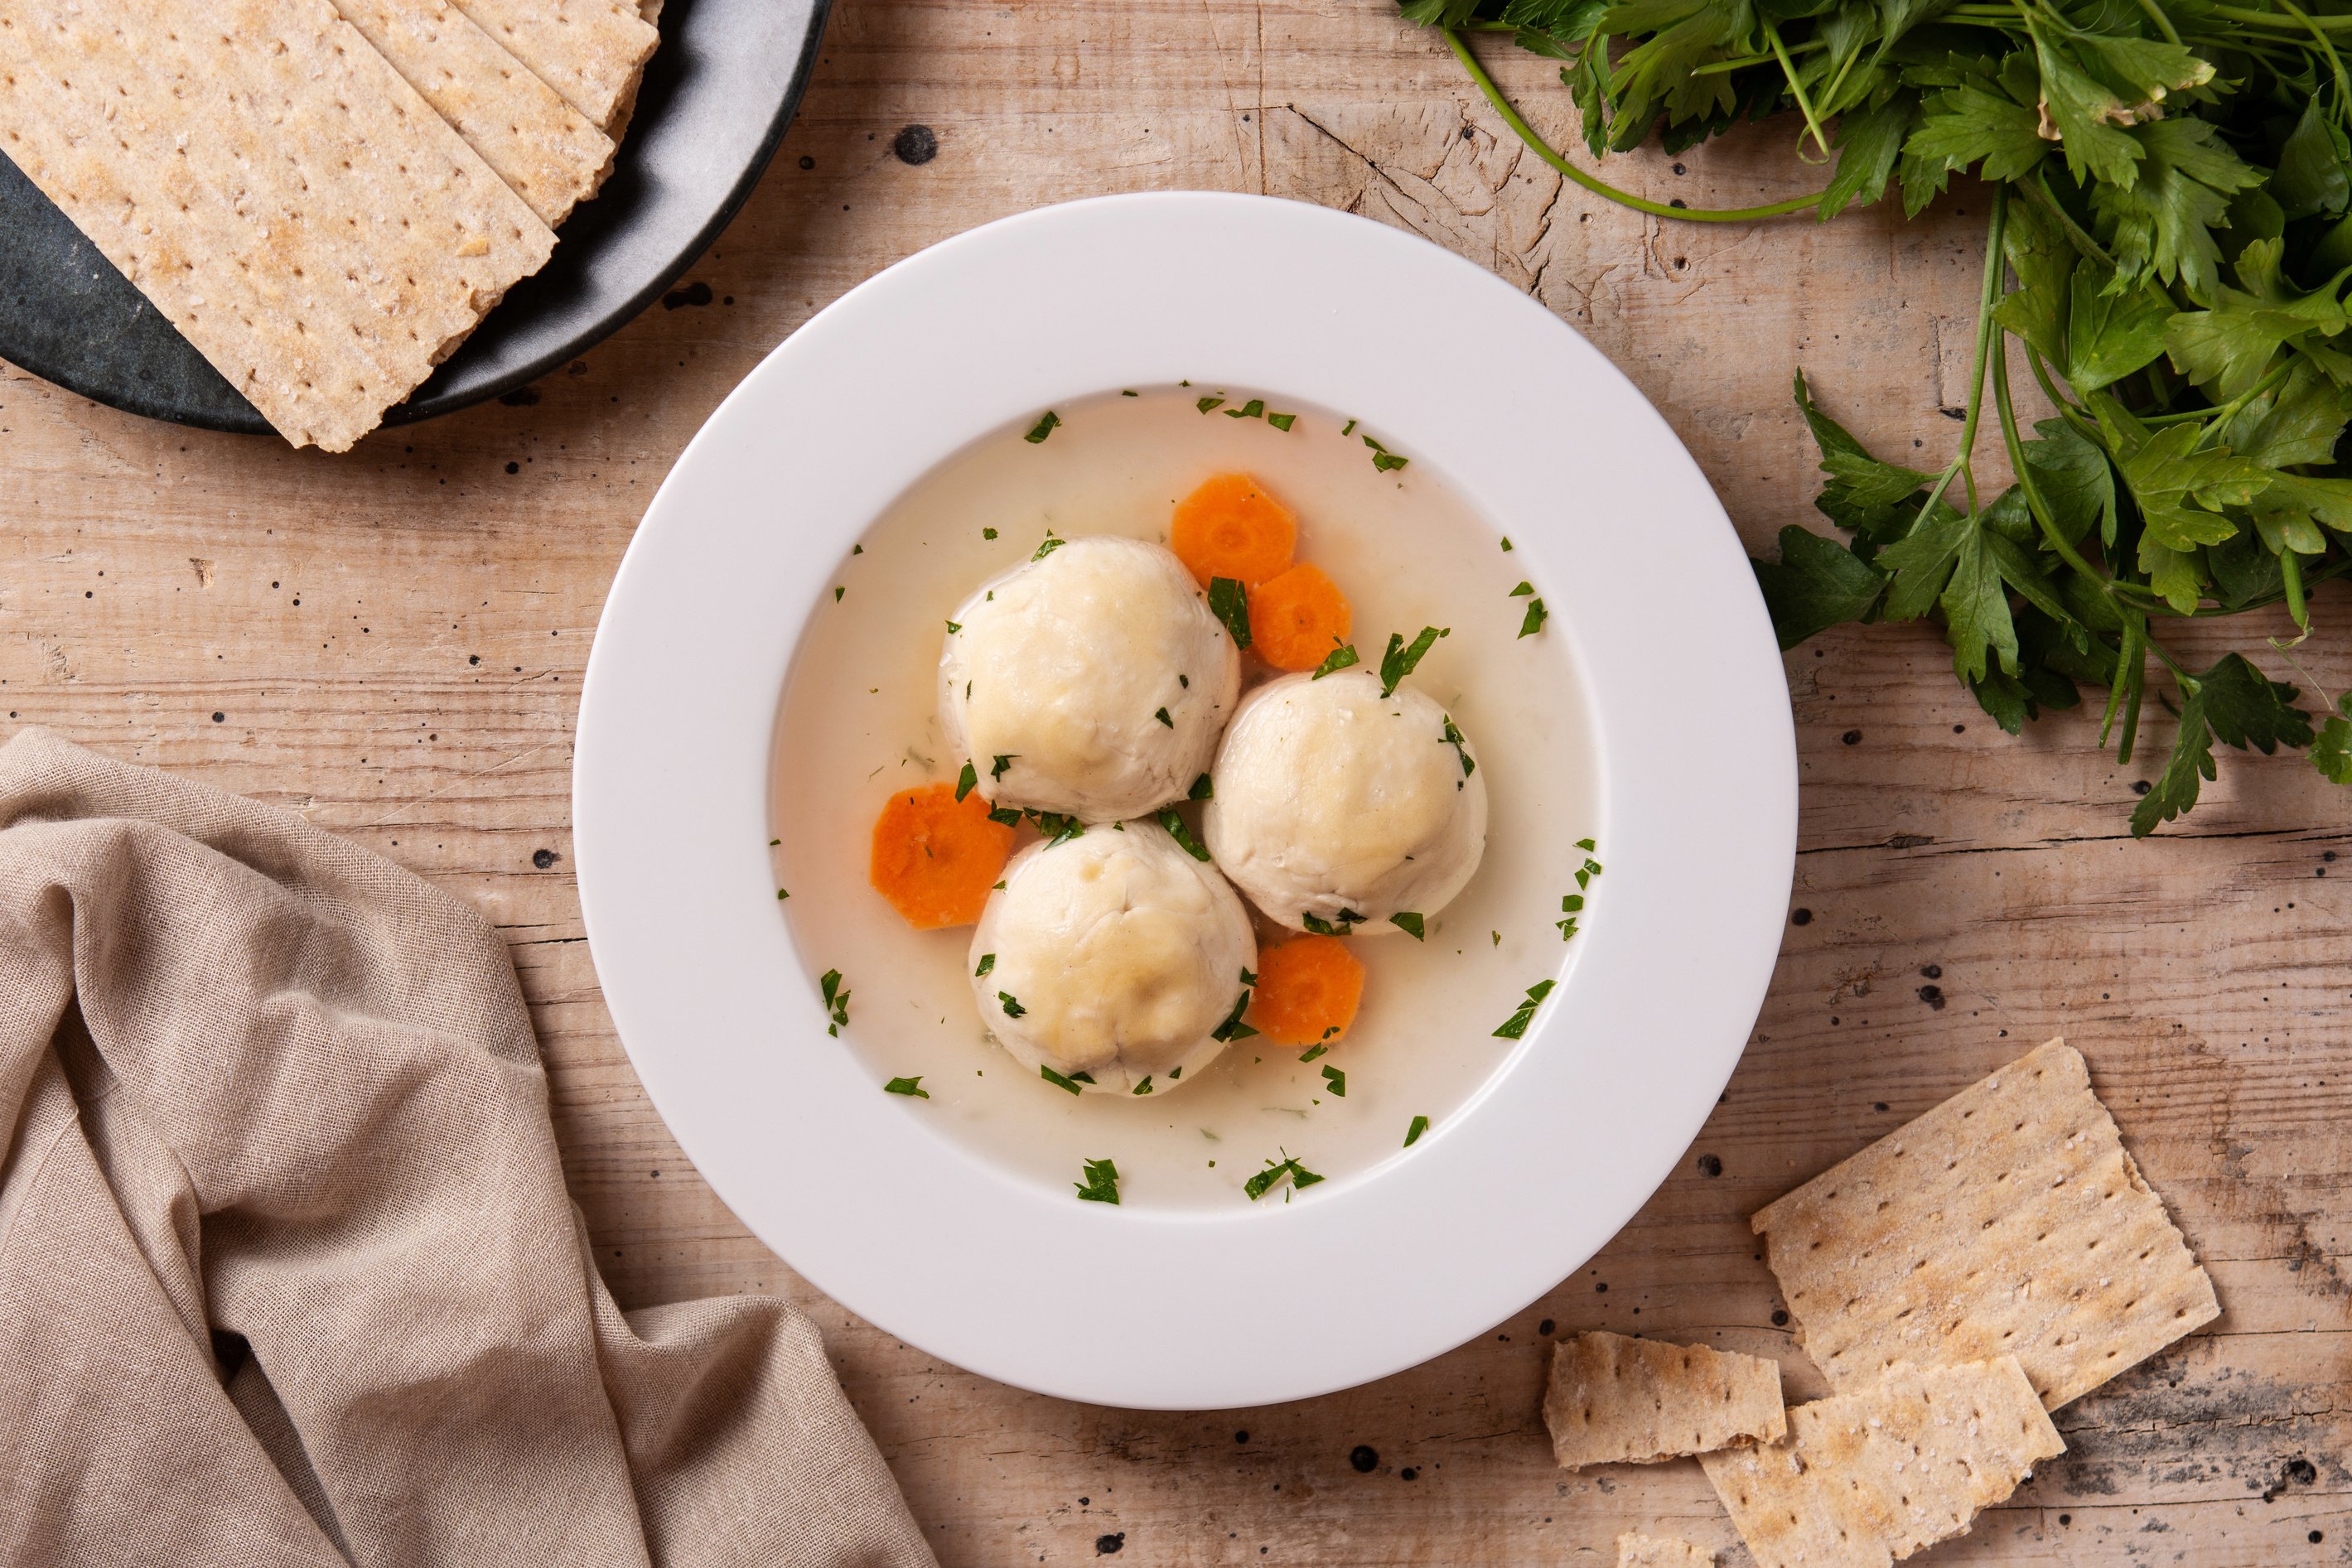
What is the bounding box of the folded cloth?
[0,730,937,1568]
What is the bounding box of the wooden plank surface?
[3,2,2348,1562]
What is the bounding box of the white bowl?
[574,192,1794,1410]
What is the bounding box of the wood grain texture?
[2,2,2346,1562]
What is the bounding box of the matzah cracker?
[1543,1331,1786,1469]
[1699,1358,2062,1568]
[333,0,616,226]
[451,0,659,132]
[1619,1532,1714,1568]
[1752,1038,2218,1411]
[0,0,554,451]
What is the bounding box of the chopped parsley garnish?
[1075,1156,1121,1204]
[999,991,1027,1018]
[1179,673,1189,688]
[1244,1151,1326,1202]
[1361,434,1408,472]
[1121,389,1138,397]
[954,761,978,803]
[1190,772,1214,800]
[1224,398,1266,420]
[883,1076,929,1098]
[1576,837,1596,852]
[1298,1043,1328,1064]
[1311,644,1359,679]
[1576,854,1603,890]
[1500,537,1513,552]
[946,619,963,634]
[1240,967,1257,984]
[1207,577,1251,650]
[974,953,996,977]
[1267,412,1296,432]
[776,888,789,900]
[833,586,844,601]
[1340,418,1358,437]
[1032,534,1065,561]
[1509,581,1533,597]
[1300,909,1364,937]
[1024,411,1060,443]
[1390,911,1425,940]
[1040,1064,1082,1094]
[1029,810,1084,846]
[1441,716,1475,779]
[1519,599,1548,638]
[1557,894,1585,941]
[992,754,1015,781]
[983,527,998,539]
[1157,808,1212,861]
[1210,986,1258,1042]
[820,969,850,1035]
[1167,1065,1182,1080]
[992,879,1007,890]
[988,804,1024,827]
[1320,1064,1346,1098]
[1197,395,1225,414]
[1492,978,1558,1040]
[1132,1076,1153,1095]
[1070,1071,1096,1084]
[1154,707,1173,728]
[1404,1114,1431,1147]
[1379,626,1448,697]
[769,837,780,847]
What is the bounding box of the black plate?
[0,0,828,436]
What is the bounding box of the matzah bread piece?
[1699,1358,2063,1568]
[0,0,554,451]
[1543,1331,1786,1469]
[451,0,659,132]
[332,0,616,225]
[1752,1038,2218,1411]
[1619,1532,1714,1568]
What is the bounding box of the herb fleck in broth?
[770,388,1601,1209]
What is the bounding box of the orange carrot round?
[869,781,1016,929]
[1246,935,1365,1047]
[1171,473,1297,588]
[1249,562,1353,672]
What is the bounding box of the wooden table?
[4,3,2345,1562]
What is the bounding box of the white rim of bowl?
[575,191,1795,1411]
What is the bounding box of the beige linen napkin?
[0,729,937,1568]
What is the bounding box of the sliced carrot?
[1171,472,1297,588]
[1249,562,1353,672]
[1246,935,1366,1047]
[870,782,1016,929]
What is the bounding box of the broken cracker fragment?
[1700,1356,2063,1568]
[1618,1532,1714,1567]
[1543,1330,1786,1470]
[1752,1037,2219,1410]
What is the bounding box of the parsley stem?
[1442,30,1828,224]
[2021,171,2115,269]
[1762,22,1833,164]
[1914,187,2010,530]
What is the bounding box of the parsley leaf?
[1024,412,1060,444]
[1208,577,1252,650]
[820,969,850,1036]
[954,761,978,803]
[883,1076,929,1098]
[1211,987,1258,1042]
[999,991,1027,1018]
[2132,654,2313,835]
[1492,977,1557,1040]
[1379,625,1448,696]
[1404,1114,1431,1148]
[1189,771,1215,800]
[1156,807,1213,861]
[975,953,995,977]
[1075,1156,1120,1204]
[1312,644,1360,678]
[1321,1064,1346,1098]
[1040,1064,1083,1094]
[1390,911,1425,940]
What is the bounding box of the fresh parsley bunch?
[1403,0,2352,832]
